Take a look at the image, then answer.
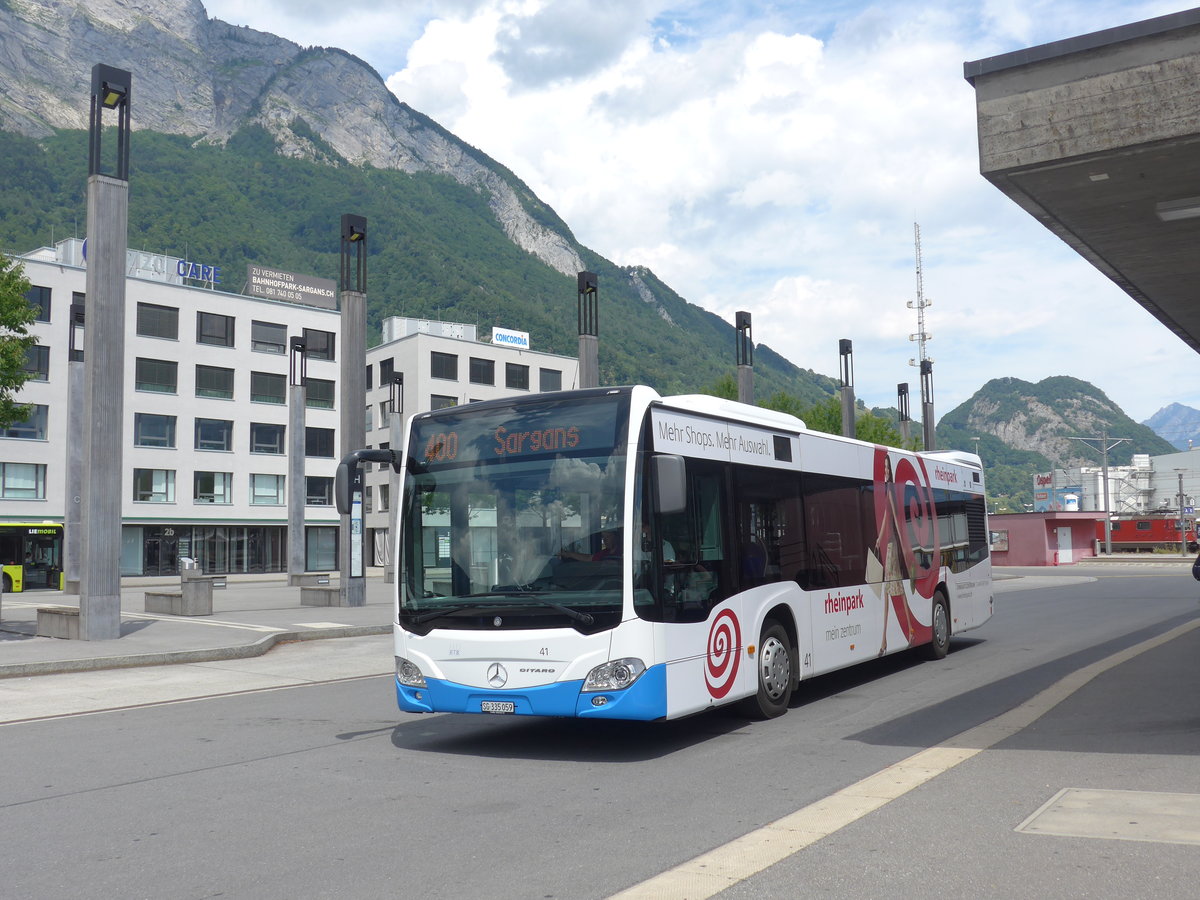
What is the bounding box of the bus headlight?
[582,658,646,692]
[395,656,427,688]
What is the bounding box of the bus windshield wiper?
[410,605,470,624]
[411,592,595,626]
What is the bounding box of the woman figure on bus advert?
[876,454,914,656]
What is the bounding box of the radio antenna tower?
[908,223,936,450]
[908,223,932,366]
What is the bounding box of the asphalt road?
[4,566,1198,899]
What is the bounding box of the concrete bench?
[300,586,340,606]
[145,579,213,616]
[37,605,80,639]
[292,573,333,587]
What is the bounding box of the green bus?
[0,522,64,591]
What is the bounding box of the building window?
[194,418,233,452]
[134,413,176,448]
[0,462,46,499]
[305,377,335,409]
[136,302,179,339]
[250,423,285,454]
[306,427,335,458]
[469,357,495,385]
[251,371,286,404]
[378,483,390,512]
[505,363,530,391]
[194,471,233,504]
[26,285,50,322]
[134,468,176,503]
[365,405,373,432]
[431,351,458,380]
[540,368,562,392]
[250,473,285,505]
[302,328,335,361]
[251,320,287,354]
[24,345,49,382]
[306,526,338,570]
[196,365,235,400]
[380,358,394,381]
[197,311,235,347]
[135,358,178,394]
[378,441,390,470]
[430,394,457,410]
[306,476,333,506]
[1,404,48,440]
[364,486,373,514]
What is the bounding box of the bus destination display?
[413,398,623,468]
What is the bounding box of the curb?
[0,624,391,680]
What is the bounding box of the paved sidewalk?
[0,574,394,678]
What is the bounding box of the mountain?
[937,376,1178,503]
[0,0,837,403]
[1143,402,1200,451]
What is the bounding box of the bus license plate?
[481,701,515,714]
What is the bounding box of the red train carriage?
[1097,516,1198,552]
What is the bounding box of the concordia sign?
[245,265,338,309]
[492,327,530,349]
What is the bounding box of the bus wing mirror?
[653,454,687,515]
[335,448,402,515]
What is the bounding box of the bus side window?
[733,467,803,589]
[657,463,730,621]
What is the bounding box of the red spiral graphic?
[705,609,741,699]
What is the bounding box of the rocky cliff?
[0,0,584,276]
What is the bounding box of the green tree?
[703,372,738,400]
[0,252,36,427]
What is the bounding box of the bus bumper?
[396,664,667,720]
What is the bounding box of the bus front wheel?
[922,590,950,660]
[2,573,11,593]
[740,620,793,719]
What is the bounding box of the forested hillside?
[0,127,838,401]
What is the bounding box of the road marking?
[608,616,1200,900]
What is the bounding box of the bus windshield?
[401,393,630,634]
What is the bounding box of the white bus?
[378,385,991,721]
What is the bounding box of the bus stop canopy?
[965,8,1200,354]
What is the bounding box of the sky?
[202,0,1200,424]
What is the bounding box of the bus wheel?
[740,620,793,719]
[922,590,950,661]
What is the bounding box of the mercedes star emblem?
[487,662,508,688]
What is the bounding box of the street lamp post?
[577,271,598,388]
[287,336,308,584]
[338,214,368,607]
[79,64,131,640]
[385,373,403,584]
[735,312,753,405]
[839,339,855,438]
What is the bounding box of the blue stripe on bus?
[395,663,668,720]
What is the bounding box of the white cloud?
[205,0,1200,422]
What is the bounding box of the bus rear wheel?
[740,620,793,719]
[921,590,950,660]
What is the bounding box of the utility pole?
[1070,432,1130,555]
[908,223,935,450]
[1175,468,1188,557]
